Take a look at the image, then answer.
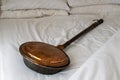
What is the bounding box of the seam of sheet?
[94,30,120,54]
[68,30,120,72]
[80,30,120,67]
[68,30,120,80]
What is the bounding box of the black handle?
[57,19,104,49]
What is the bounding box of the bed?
[0,0,120,80]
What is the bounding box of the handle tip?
[98,19,104,24]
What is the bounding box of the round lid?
[19,42,70,67]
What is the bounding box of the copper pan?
[19,19,104,74]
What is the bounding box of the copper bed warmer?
[19,19,104,74]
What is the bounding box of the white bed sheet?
[1,0,69,10]
[70,4,120,17]
[69,29,120,80]
[0,14,120,80]
[67,0,120,7]
[0,9,68,19]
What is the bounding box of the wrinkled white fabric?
[0,9,68,19]
[0,15,120,80]
[67,0,120,7]
[1,0,69,10]
[69,30,120,80]
[70,4,120,17]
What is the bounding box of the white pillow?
[0,9,68,18]
[70,5,120,16]
[67,0,120,7]
[1,0,69,10]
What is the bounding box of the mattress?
[0,3,120,80]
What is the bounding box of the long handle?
[57,19,104,50]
